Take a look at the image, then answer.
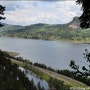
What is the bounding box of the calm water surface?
[19,67,50,90]
[0,37,90,70]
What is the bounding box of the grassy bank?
[11,59,88,88]
[55,39,90,44]
[3,50,88,89]
[4,51,19,56]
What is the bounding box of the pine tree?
[76,0,90,28]
[0,5,5,27]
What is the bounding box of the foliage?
[0,50,38,90]
[76,0,90,28]
[34,62,55,72]
[34,62,90,86]
[70,49,90,86]
[0,17,90,42]
[48,77,70,90]
[57,69,75,79]
[5,51,70,89]
[0,5,5,27]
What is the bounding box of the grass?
[57,39,90,44]
[41,73,50,82]
[11,59,88,88]
[11,59,50,82]
[57,76,86,87]
[11,59,24,67]
[4,51,19,56]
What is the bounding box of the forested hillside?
[0,17,90,42]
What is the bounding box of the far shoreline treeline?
[0,16,90,44]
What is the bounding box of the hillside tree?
[70,1,90,85]
[70,49,90,81]
[76,0,90,28]
[0,5,5,27]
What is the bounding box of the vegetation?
[33,50,90,87]
[0,17,90,43]
[0,49,88,89]
[12,60,71,90]
[11,58,71,89]
[0,49,48,90]
[32,57,90,86]
[70,49,90,86]
[11,56,87,88]
[10,55,87,87]
[34,62,90,86]
[0,5,5,27]
[48,77,70,90]
[1,50,71,90]
[1,0,90,89]
[34,63,55,72]
[76,0,90,28]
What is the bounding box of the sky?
[0,1,82,26]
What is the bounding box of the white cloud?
[0,1,82,26]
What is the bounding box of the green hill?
[0,17,90,42]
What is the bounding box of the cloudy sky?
[0,1,82,26]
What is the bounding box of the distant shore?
[4,51,19,57]
[0,36,90,44]
[59,40,90,44]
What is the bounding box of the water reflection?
[19,67,50,90]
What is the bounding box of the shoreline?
[4,51,19,57]
[11,58,87,88]
[3,50,88,88]
[1,36,90,44]
[58,40,90,44]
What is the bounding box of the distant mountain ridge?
[0,16,80,31]
[68,16,80,29]
[0,16,90,42]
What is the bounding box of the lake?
[19,67,50,90]
[0,37,90,70]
